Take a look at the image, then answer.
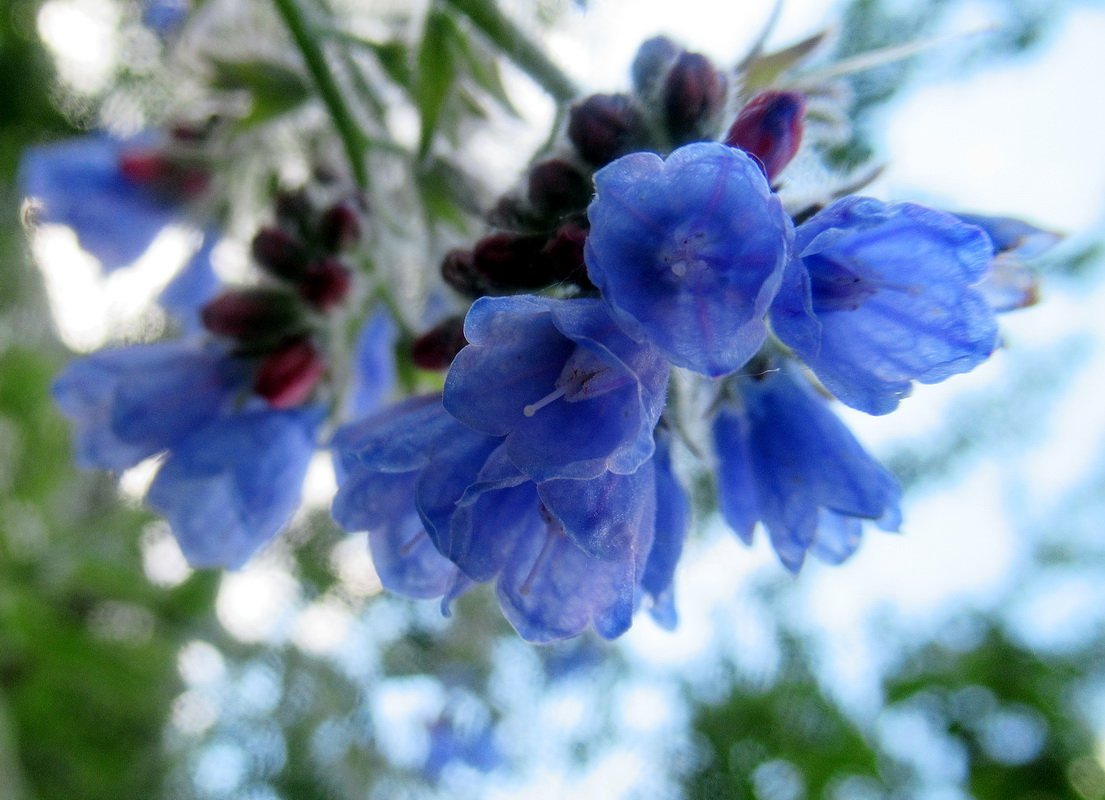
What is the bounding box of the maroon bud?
[317,202,362,253]
[538,221,593,289]
[411,315,468,370]
[441,248,484,297]
[662,51,727,145]
[118,149,210,199]
[275,189,313,229]
[724,91,807,182]
[251,227,309,281]
[527,159,591,219]
[568,94,642,167]
[253,338,326,409]
[200,289,301,340]
[471,232,557,290]
[299,259,352,312]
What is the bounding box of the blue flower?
[159,233,221,331]
[332,394,679,642]
[713,365,901,571]
[346,306,398,418]
[584,141,792,377]
[640,429,688,629]
[21,136,184,272]
[142,0,189,35]
[423,716,502,782]
[771,196,999,415]
[147,408,321,568]
[443,296,669,481]
[52,341,244,471]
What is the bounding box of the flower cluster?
[34,28,1057,644]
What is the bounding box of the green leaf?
[450,24,518,116]
[209,58,311,127]
[416,9,459,159]
[741,30,830,90]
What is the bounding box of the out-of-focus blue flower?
[443,296,669,482]
[713,365,901,571]
[640,429,688,629]
[142,0,189,35]
[423,716,502,782]
[147,408,321,567]
[771,196,998,415]
[21,136,184,272]
[956,213,1060,312]
[159,233,221,331]
[346,306,398,418]
[52,341,243,470]
[585,141,792,377]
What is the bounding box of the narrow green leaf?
[416,9,458,159]
[209,57,311,126]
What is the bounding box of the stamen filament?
[523,386,567,417]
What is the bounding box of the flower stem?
[439,0,580,102]
[271,0,369,189]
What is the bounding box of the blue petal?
[148,408,320,568]
[775,197,998,414]
[346,307,398,418]
[21,136,179,271]
[585,142,792,376]
[641,431,689,629]
[52,342,241,471]
[159,233,221,330]
[330,395,454,477]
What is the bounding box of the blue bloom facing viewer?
[771,196,999,415]
[21,136,187,272]
[713,364,902,572]
[584,141,792,377]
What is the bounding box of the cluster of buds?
[200,192,364,408]
[425,36,807,371]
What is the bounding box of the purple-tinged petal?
[641,431,688,629]
[585,142,792,376]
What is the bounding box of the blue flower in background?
[52,341,243,471]
[585,141,792,377]
[443,295,669,482]
[422,715,502,782]
[956,212,1060,313]
[640,429,688,629]
[21,136,186,272]
[142,0,189,35]
[713,365,901,572]
[346,306,398,418]
[159,232,221,331]
[771,196,998,415]
[148,408,321,568]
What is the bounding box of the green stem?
[271,0,369,189]
[439,0,580,102]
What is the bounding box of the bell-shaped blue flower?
[52,341,243,471]
[584,141,792,377]
[713,365,901,572]
[443,296,669,481]
[955,212,1059,313]
[147,408,321,568]
[21,136,183,272]
[771,196,999,415]
[159,233,221,331]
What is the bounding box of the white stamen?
[523,386,567,417]
[671,260,688,277]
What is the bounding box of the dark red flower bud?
[568,94,642,167]
[275,189,313,230]
[411,315,468,370]
[631,35,681,96]
[538,221,593,289]
[662,51,727,145]
[299,259,352,311]
[471,232,557,290]
[441,248,484,297]
[251,227,310,281]
[253,338,326,409]
[200,289,301,341]
[118,149,210,199]
[724,91,807,182]
[527,159,591,219]
[317,202,362,253]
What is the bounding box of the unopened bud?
[527,159,591,220]
[539,221,593,289]
[275,189,312,230]
[251,227,309,281]
[472,232,557,290]
[724,91,807,182]
[253,338,326,409]
[317,203,362,253]
[411,315,468,370]
[441,248,484,297]
[200,289,301,341]
[118,149,210,199]
[631,36,681,96]
[568,94,643,168]
[662,51,727,145]
[299,259,352,312]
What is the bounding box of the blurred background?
[1,0,1104,798]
